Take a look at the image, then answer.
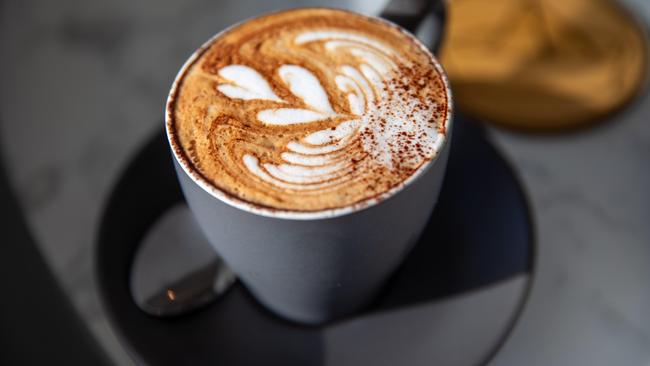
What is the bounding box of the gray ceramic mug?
[166,3,451,324]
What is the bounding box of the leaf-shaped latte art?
[218,64,338,126]
[278,65,335,114]
[217,65,283,102]
[206,29,444,195]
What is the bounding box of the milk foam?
[171,8,449,211]
[217,65,283,102]
[213,30,443,190]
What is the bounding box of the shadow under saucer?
[96,115,535,366]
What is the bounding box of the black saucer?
[96,115,535,366]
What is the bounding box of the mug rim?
[165,7,454,220]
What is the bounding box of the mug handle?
[379,0,447,54]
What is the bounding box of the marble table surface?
[1,0,649,365]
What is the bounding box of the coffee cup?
[166,5,451,324]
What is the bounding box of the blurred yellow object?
[439,0,649,131]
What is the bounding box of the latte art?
[169,8,450,211]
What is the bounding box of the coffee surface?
[169,8,449,211]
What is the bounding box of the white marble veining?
[1,0,649,365]
[489,90,650,364]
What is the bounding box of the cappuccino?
[168,8,449,211]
